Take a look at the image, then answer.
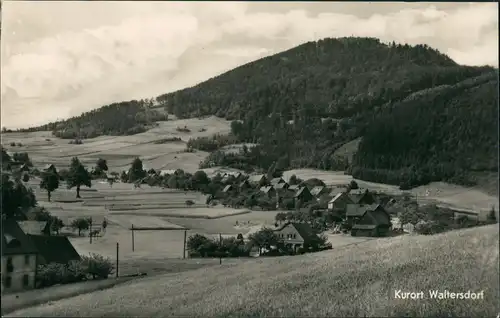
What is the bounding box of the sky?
[1,2,498,129]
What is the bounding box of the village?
[3,150,497,301]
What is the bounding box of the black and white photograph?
[1,1,498,317]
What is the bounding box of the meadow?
[7,224,498,317]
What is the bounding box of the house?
[260,186,276,199]
[28,235,81,265]
[19,163,30,172]
[239,180,251,190]
[248,174,266,185]
[270,177,285,185]
[222,185,234,194]
[294,187,313,203]
[274,222,320,253]
[346,204,391,237]
[274,182,289,192]
[2,220,38,293]
[329,186,349,197]
[349,189,375,205]
[43,164,57,173]
[310,186,327,198]
[452,208,490,223]
[328,192,354,212]
[160,169,176,176]
[17,221,51,236]
[288,184,301,192]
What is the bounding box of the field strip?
[108,210,251,219]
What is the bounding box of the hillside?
[17,37,498,189]
[7,225,499,317]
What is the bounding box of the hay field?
[28,180,272,261]
[8,225,498,317]
[2,116,231,172]
[283,169,499,211]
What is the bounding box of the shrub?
[80,253,114,279]
[414,221,446,235]
[10,142,16,147]
[176,126,191,133]
[22,173,30,182]
[16,142,23,147]
[185,199,195,206]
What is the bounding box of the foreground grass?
[7,225,499,317]
[1,277,135,316]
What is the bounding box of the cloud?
[1,2,497,128]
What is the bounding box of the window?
[293,234,297,239]
[25,255,30,266]
[4,276,12,288]
[23,274,30,287]
[6,257,13,273]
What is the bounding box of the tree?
[40,171,60,202]
[1,175,37,219]
[95,158,108,173]
[289,174,298,185]
[487,206,497,223]
[191,170,209,189]
[247,228,279,253]
[67,157,92,198]
[50,217,65,235]
[22,173,30,182]
[128,158,146,183]
[349,180,359,190]
[70,217,90,236]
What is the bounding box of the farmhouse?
[19,163,30,172]
[222,185,235,193]
[310,186,327,197]
[288,184,300,192]
[349,189,375,205]
[260,186,276,199]
[43,164,57,173]
[2,220,38,293]
[328,192,354,212]
[270,177,285,185]
[17,221,51,236]
[346,204,391,237]
[294,187,313,203]
[274,222,320,253]
[239,180,251,190]
[248,174,266,185]
[274,182,289,191]
[28,235,81,265]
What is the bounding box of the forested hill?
[19,37,498,189]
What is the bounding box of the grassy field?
[7,225,498,317]
[1,116,231,172]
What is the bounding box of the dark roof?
[288,185,300,191]
[222,185,233,192]
[270,177,284,184]
[44,164,56,170]
[2,219,38,255]
[275,222,319,242]
[310,186,325,196]
[239,180,250,187]
[346,204,383,217]
[28,235,81,264]
[294,187,311,198]
[260,186,275,194]
[349,189,368,196]
[274,183,288,189]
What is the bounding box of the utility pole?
[131,224,135,252]
[219,233,222,265]
[89,217,93,244]
[183,230,187,259]
[116,243,119,278]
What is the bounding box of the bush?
[35,254,112,288]
[185,199,195,206]
[80,253,114,279]
[10,142,16,147]
[22,173,30,182]
[414,221,446,235]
